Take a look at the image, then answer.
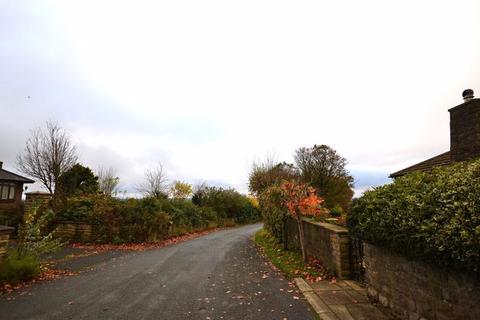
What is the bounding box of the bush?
[91,197,171,243]
[258,185,288,241]
[56,196,97,221]
[0,206,24,237]
[329,205,343,217]
[349,160,480,273]
[17,205,62,259]
[169,199,207,229]
[0,204,61,284]
[192,186,261,224]
[0,250,40,284]
[56,187,261,243]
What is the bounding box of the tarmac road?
[0,224,315,320]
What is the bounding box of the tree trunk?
[296,217,307,262]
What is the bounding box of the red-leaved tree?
[281,181,328,261]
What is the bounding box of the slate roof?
[0,168,35,183]
[389,151,452,178]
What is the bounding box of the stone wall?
[285,218,351,279]
[55,221,94,243]
[24,192,51,213]
[0,226,14,265]
[364,243,480,320]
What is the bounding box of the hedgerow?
[349,159,480,273]
[56,187,260,243]
[258,185,288,241]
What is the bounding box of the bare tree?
[248,153,298,196]
[17,121,78,195]
[97,167,120,196]
[136,164,169,198]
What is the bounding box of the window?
[0,183,16,201]
[9,186,15,199]
[1,186,8,199]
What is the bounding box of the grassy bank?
[254,228,330,281]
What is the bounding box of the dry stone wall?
[364,243,480,320]
[285,218,351,279]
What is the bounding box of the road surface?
[0,224,315,320]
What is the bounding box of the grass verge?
[254,228,330,281]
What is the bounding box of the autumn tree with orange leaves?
[281,181,328,261]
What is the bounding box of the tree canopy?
[294,144,353,210]
[57,163,99,196]
[248,160,298,196]
[170,181,193,199]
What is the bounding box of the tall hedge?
[349,160,480,273]
[258,185,288,241]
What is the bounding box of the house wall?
[364,243,480,320]
[285,218,351,279]
[0,183,24,211]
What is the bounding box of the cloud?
[1,1,480,196]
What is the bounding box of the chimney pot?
[462,89,474,102]
[0,161,2,169]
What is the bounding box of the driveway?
[0,224,315,319]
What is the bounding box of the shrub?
[349,160,480,273]
[258,185,288,241]
[91,197,171,243]
[56,196,97,221]
[17,205,62,259]
[192,186,261,224]
[0,250,40,284]
[329,205,343,217]
[0,205,61,284]
[0,206,24,237]
[56,186,260,243]
[169,199,207,229]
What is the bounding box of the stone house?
[390,89,480,177]
[0,161,34,212]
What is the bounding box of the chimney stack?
[462,89,474,102]
[449,89,480,161]
[0,161,2,170]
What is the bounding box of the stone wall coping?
[25,191,51,195]
[56,220,95,225]
[0,225,15,235]
[301,217,349,234]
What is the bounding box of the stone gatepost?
[24,192,51,213]
[0,225,14,265]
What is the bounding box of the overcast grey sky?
[1,1,479,195]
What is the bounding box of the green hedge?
[349,160,480,273]
[258,185,288,241]
[192,186,261,224]
[56,188,261,243]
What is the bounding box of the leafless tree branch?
[97,167,120,196]
[136,163,169,198]
[16,121,78,195]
